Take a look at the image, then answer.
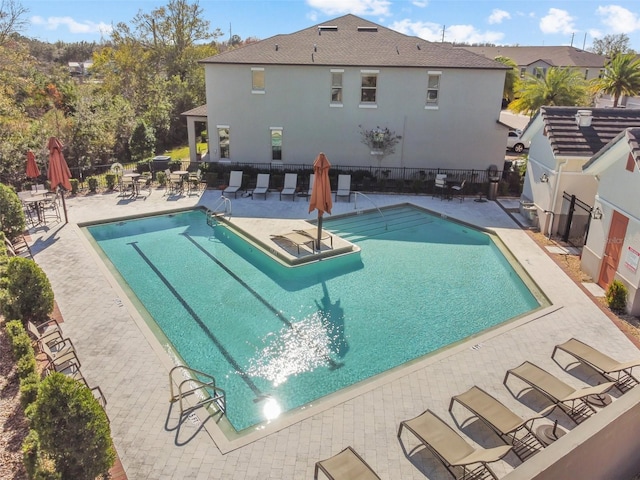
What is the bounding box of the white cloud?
[589,28,602,39]
[306,0,392,16]
[412,1,428,7]
[596,5,640,34]
[539,8,575,35]
[31,15,111,36]
[389,19,504,44]
[488,9,510,25]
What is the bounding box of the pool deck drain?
[27,189,640,480]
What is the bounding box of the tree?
[510,67,589,116]
[359,125,402,165]
[129,119,156,161]
[494,55,519,103]
[1,256,54,323]
[0,0,29,46]
[590,34,635,57]
[591,53,640,108]
[32,373,115,480]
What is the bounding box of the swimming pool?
[86,205,542,432]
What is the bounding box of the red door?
[598,210,629,288]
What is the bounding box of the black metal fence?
[62,160,522,197]
[558,192,593,246]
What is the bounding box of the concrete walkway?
[27,186,639,479]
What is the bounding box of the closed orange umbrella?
[26,150,41,181]
[308,152,333,250]
[47,137,71,224]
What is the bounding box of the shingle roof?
[460,46,607,68]
[539,106,640,157]
[582,127,640,172]
[201,14,507,70]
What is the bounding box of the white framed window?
[270,127,282,161]
[251,67,265,94]
[330,69,343,106]
[520,67,526,78]
[426,71,441,109]
[360,70,378,107]
[217,126,230,159]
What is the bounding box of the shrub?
[105,173,117,190]
[0,183,27,241]
[32,373,115,480]
[87,177,98,193]
[20,372,40,409]
[5,319,23,338]
[2,257,54,323]
[156,171,167,186]
[606,279,628,313]
[9,329,32,358]
[17,353,37,379]
[69,179,79,195]
[22,429,40,478]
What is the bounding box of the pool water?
[87,205,540,431]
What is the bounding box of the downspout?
[547,158,569,238]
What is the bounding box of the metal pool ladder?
[169,365,226,417]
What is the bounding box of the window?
[271,128,282,161]
[584,68,589,80]
[360,71,378,103]
[331,69,343,104]
[520,67,526,78]
[534,67,546,78]
[251,67,264,93]
[426,72,441,107]
[217,126,230,159]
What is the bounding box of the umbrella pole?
[317,214,323,251]
[60,190,68,224]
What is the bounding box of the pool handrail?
[169,365,226,417]
[353,192,388,230]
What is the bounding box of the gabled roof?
[460,46,607,69]
[583,128,640,173]
[201,14,507,70]
[528,106,640,157]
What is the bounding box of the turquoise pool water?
[87,205,540,431]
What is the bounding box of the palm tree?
[494,55,519,104]
[510,67,589,116]
[591,53,640,108]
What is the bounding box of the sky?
[19,0,640,51]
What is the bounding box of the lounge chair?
[27,320,63,348]
[307,173,315,199]
[449,386,546,461]
[5,236,32,258]
[280,173,298,201]
[504,361,615,424]
[433,173,447,199]
[271,231,315,255]
[223,170,243,198]
[41,339,81,374]
[553,337,640,393]
[451,179,466,202]
[252,173,270,199]
[295,228,333,249]
[335,174,352,202]
[398,409,511,480]
[314,446,382,480]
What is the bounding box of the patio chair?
[168,173,184,195]
[42,342,85,384]
[449,386,546,461]
[504,361,615,424]
[40,192,61,223]
[120,175,135,197]
[27,320,63,348]
[335,174,352,202]
[314,446,382,480]
[433,174,447,199]
[5,235,32,258]
[223,170,243,198]
[553,337,640,393]
[307,173,315,199]
[280,173,298,201]
[252,173,270,199]
[41,338,80,372]
[398,409,511,480]
[451,179,466,202]
[188,169,202,195]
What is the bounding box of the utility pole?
[441,25,445,43]
[570,32,574,47]
[582,32,587,50]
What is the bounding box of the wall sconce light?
[540,173,549,183]
[592,207,603,220]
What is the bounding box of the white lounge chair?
[280,173,298,201]
[223,170,243,198]
[307,173,315,199]
[335,174,351,202]
[252,174,270,199]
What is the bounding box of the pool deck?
[26,187,640,479]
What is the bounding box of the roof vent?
[575,110,593,127]
[318,25,338,35]
[357,26,377,32]
[275,44,278,51]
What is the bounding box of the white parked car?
[506,130,529,153]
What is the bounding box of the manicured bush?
[156,171,167,186]
[9,329,32,358]
[87,177,98,193]
[1,257,54,323]
[606,279,628,313]
[20,372,40,409]
[0,183,27,241]
[105,173,117,190]
[5,319,23,338]
[17,353,37,379]
[69,179,79,195]
[22,429,40,478]
[32,373,115,480]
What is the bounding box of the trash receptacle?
[488,176,499,200]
